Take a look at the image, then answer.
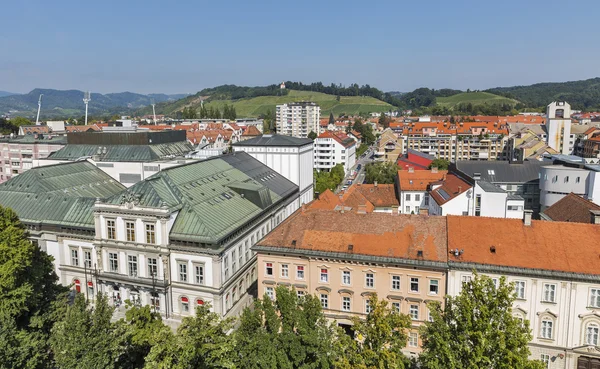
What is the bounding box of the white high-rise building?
[546,101,573,155]
[276,102,320,138]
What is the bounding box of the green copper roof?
[106,152,298,244]
[47,141,193,162]
[0,162,126,228]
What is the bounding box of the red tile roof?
[398,170,448,191]
[242,125,261,137]
[317,130,356,148]
[352,184,399,207]
[541,193,600,223]
[258,208,448,263]
[429,173,471,205]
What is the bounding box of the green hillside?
[436,91,519,108]
[153,90,393,117]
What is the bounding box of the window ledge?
[540,301,557,305]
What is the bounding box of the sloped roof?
[454,160,545,183]
[0,162,125,227]
[447,215,600,276]
[232,134,313,147]
[242,125,261,136]
[104,152,298,244]
[429,173,471,205]
[541,193,600,223]
[398,170,448,191]
[317,131,356,148]
[352,184,399,207]
[47,141,193,162]
[256,208,448,263]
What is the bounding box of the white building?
[546,101,573,155]
[314,131,356,174]
[0,152,302,322]
[34,131,195,187]
[447,212,600,369]
[396,167,448,215]
[275,102,320,138]
[539,158,600,210]
[232,134,315,205]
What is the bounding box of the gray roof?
[477,180,506,193]
[507,193,524,200]
[232,134,313,147]
[48,141,193,162]
[455,160,545,184]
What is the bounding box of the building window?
[278,264,288,278]
[83,250,92,269]
[408,332,418,347]
[265,262,273,276]
[106,220,116,240]
[415,194,420,202]
[342,296,351,311]
[515,281,526,299]
[145,224,155,244]
[461,275,472,284]
[424,194,429,206]
[540,354,550,368]
[410,277,419,292]
[232,250,237,273]
[542,284,556,303]
[320,268,328,283]
[342,270,351,285]
[224,256,229,279]
[126,221,136,242]
[388,275,399,291]
[410,304,419,320]
[70,248,79,266]
[74,279,81,293]
[564,176,569,183]
[365,299,372,314]
[576,177,581,183]
[238,245,243,266]
[586,323,599,346]
[245,240,250,260]
[265,287,274,300]
[195,264,204,285]
[297,290,305,298]
[392,302,400,312]
[128,255,138,277]
[297,265,305,279]
[179,263,187,282]
[320,294,328,309]
[196,299,204,306]
[365,273,374,288]
[148,258,158,277]
[405,206,410,213]
[428,310,433,322]
[540,319,553,339]
[232,287,237,302]
[109,252,118,273]
[405,194,411,201]
[591,289,600,307]
[181,296,189,313]
[429,279,439,295]
[226,293,230,310]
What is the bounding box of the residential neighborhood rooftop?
[541,192,600,223]
[232,134,313,147]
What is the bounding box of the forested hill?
[486,77,600,110]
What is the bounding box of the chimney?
[590,210,600,224]
[374,181,378,187]
[523,210,533,226]
[408,167,415,173]
[357,204,367,214]
[431,167,438,173]
[457,185,462,193]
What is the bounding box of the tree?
[428,158,450,170]
[338,294,411,369]
[8,117,31,127]
[331,163,345,184]
[0,206,65,369]
[182,107,197,119]
[364,162,399,184]
[235,286,341,369]
[378,112,391,129]
[419,274,545,369]
[50,293,123,369]
[329,112,335,125]
[336,95,341,102]
[308,131,318,140]
[144,303,235,369]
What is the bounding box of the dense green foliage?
[420,274,544,369]
[315,164,345,195]
[364,162,399,184]
[308,131,318,140]
[0,117,31,134]
[487,77,600,111]
[428,158,450,170]
[352,118,375,145]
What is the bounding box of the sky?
[1,0,599,95]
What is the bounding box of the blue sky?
[1,0,599,94]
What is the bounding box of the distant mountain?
[0,91,17,98]
[0,89,188,118]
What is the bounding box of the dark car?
[357,164,362,171]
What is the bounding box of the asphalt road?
[337,146,375,193]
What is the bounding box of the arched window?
[586,322,599,346]
[196,298,204,306]
[73,279,81,293]
[540,319,553,339]
[87,281,94,297]
[180,296,189,313]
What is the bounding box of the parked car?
[357,164,362,171]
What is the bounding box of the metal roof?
[0,162,126,228]
[232,134,313,147]
[455,160,545,184]
[104,152,298,244]
[47,141,193,162]
[477,180,506,193]
[0,135,67,144]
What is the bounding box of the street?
[336,145,375,193]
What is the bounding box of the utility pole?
[35,94,43,126]
[83,91,91,125]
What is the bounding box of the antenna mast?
[35,94,43,126]
[83,91,91,125]
[151,99,157,125]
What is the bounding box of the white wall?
[539,166,590,209]
[400,190,427,214]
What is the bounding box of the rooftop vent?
[417,250,423,257]
[348,244,354,252]
[490,246,496,253]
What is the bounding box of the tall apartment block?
[275,102,320,138]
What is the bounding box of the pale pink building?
[0,135,66,183]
